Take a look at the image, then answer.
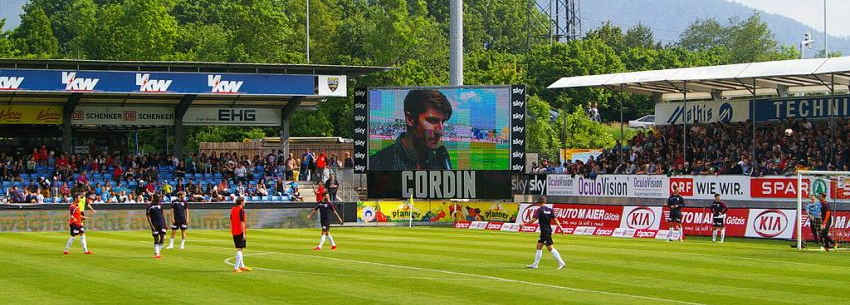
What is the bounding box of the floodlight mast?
[800,33,815,59]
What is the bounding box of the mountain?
[576,0,850,57]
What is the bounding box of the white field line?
[222,251,706,305]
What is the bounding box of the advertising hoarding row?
[544,174,850,202]
[356,200,518,224]
[0,69,347,96]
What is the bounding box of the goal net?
[796,170,850,251]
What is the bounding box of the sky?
[729,0,850,38]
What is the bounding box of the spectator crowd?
[532,119,850,178]
[1,146,354,204]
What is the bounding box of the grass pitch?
[1,227,848,305]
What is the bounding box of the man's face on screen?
[409,106,448,150]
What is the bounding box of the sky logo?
[61,72,99,91]
[208,75,243,94]
[136,74,172,92]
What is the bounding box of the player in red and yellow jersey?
[63,202,91,255]
[230,197,251,272]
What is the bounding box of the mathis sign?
[510,85,526,173]
[655,100,750,125]
[352,88,368,174]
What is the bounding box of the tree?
[679,18,727,51]
[12,5,59,57]
[526,39,624,111]
[624,23,657,50]
[585,21,626,53]
[678,13,797,63]
[525,95,559,159]
[0,19,17,57]
[81,0,179,60]
[228,0,302,63]
[555,108,615,149]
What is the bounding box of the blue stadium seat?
[251,196,261,202]
[44,197,53,203]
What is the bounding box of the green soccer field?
[1,227,848,305]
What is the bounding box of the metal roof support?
[174,94,196,159]
[682,80,687,165]
[280,97,304,160]
[751,78,757,175]
[62,93,82,153]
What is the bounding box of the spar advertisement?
[544,174,850,202]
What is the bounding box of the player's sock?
[168,238,174,248]
[667,229,673,241]
[239,252,247,268]
[180,239,186,249]
[318,235,326,248]
[154,244,160,256]
[530,250,542,267]
[327,234,336,246]
[235,250,243,270]
[80,235,88,252]
[720,228,726,243]
[712,230,717,242]
[64,237,74,251]
[551,249,566,266]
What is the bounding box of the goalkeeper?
[805,196,822,248]
[816,193,835,251]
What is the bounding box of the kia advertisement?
[745,209,796,239]
[619,206,662,231]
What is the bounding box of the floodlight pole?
[682,81,687,164]
[450,0,463,86]
[824,0,828,57]
[306,0,310,63]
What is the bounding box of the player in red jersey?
[230,197,251,272]
[63,202,92,255]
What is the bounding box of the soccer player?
[667,185,685,242]
[816,193,835,251]
[167,192,190,249]
[805,195,822,248]
[710,193,728,243]
[524,196,566,270]
[230,197,251,272]
[145,194,167,258]
[63,201,92,255]
[307,194,343,250]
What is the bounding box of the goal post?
[796,170,850,250]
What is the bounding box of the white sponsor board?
[744,209,796,240]
[500,223,520,232]
[620,206,663,230]
[469,221,488,230]
[573,226,596,235]
[184,107,281,126]
[317,75,347,97]
[546,174,577,196]
[627,175,668,198]
[547,174,668,198]
[669,175,750,200]
[71,105,174,126]
[655,100,750,125]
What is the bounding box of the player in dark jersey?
[817,193,835,251]
[710,193,728,243]
[230,197,251,272]
[523,196,566,270]
[667,185,685,242]
[167,192,190,249]
[308,194,343,250]
[145,194,167,258]
[63,202,92,255]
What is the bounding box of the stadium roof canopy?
[548,56,850,101]
[0,58,394,108]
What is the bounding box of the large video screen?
[367,87,512,171]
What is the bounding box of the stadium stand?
[0,149,352,204]
[535,119,850,177]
